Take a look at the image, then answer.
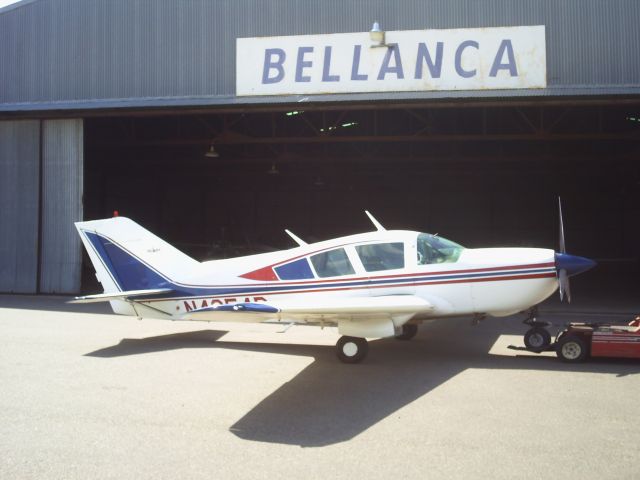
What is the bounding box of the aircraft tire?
[336,336,369,364]
[395,323,418,341]
[523,327,552,351]
[556,335,589,362]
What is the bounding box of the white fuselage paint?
[120,229,558,323]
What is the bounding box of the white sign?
[236,25,546,96]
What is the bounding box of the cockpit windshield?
[417,233,464,265]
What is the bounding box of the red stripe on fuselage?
[147,271,556,303]
[233,261,556,288]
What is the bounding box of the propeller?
[555,197,596,302]
[558,197,566,255]
[557,197,570,302]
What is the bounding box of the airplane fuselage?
[109,230,558,322]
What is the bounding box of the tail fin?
[75,217,199,294]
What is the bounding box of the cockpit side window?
[356,242,405,272]
[417,233,464,265]
[310,248,355,278]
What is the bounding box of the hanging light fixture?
[266,163,279,175]
[204,144,219,158]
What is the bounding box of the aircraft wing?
[68,288,174,304]
[182,295,433,324]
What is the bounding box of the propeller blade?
[558,268,571,303]
[558,196,566,254]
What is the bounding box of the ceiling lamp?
[267,163,279,175]
[204,144,219,158]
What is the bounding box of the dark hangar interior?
[83,101,640,295]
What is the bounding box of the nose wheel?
[521,309,553,352]
[336,336,369,363]
[523,327,552,351]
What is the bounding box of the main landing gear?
[395,323,418,341]
[336,324,419,363]
[336,336,369,363]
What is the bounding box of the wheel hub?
[343,342,358,357]
[561,342,581,360]
[529,333,544,348]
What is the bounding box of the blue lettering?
[415,42,443,79]
[261,48,286,84]
[489,39,518,77]
[322,46,340,82]
[377,44,404,80]
[295,46,314,83]
[455,40,479,78]
[351,45,368,81]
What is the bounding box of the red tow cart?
[510,316,640,362]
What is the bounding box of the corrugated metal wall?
[0,0,639,109]
[39,119,83,294]
[0,120,40,293]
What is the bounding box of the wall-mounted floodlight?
[369,22,387,48]
[204,144,219,158]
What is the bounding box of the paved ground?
[1,295,639,480]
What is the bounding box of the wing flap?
[68,288,174,304]
[182,295,432,322]
[274,295,432,315]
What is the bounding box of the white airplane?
[72,206,595,363]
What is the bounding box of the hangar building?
[1,0,639,295]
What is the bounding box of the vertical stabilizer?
[75,217,199,295]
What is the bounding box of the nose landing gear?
[522,308,553,352]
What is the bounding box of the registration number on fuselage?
[182,296,267,312]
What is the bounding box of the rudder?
[76,217,199,294]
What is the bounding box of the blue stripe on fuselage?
[158,267,555,299]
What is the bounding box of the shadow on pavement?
[86,330,228,356]
[84,317,640,447]
[0,294,112,315]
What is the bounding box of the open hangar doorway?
[83,99,640,300]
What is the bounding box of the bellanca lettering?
[260,39,519,85]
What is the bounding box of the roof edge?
[1,86,640,116]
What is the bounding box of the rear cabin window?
[310,248,355,278]
[275,258,315,280]
[356,242,405,272]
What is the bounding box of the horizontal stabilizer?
[68,288,174,304]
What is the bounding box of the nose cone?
[555,253,597,277]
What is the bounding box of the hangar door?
[0,119,84,294]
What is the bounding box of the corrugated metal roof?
[0,0,639,113]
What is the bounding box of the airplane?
[71,203,596,363]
